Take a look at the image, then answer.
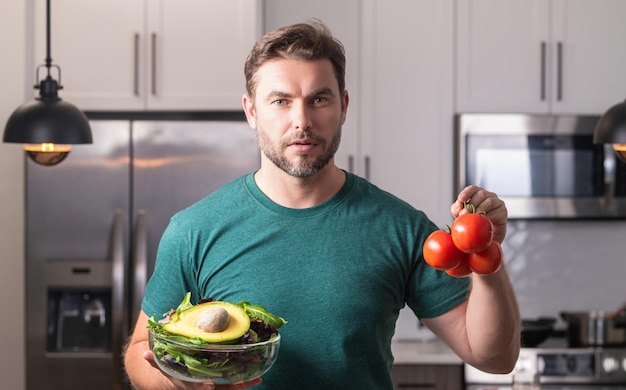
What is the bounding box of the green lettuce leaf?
[236,301,287,330]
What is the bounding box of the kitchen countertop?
[391,338,463,365]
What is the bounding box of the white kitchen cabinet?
[360,0,455,224]
[33,0,261,111]
[456,0,626,115]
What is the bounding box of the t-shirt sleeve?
[406,261,470,319]
[141,216,200,319]
[404,218,471,319]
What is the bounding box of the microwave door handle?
[109,210,126,390]
[132,210,148,322]
[603,144,616,211]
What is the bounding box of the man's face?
[243,58,348,177]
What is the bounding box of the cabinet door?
[145,0,261,111]
[456,0,550,113]
[361,0,455,224]
[551,0,626,114]
[263,0,360,174]
[34,0,144,110]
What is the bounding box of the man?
[124,21,520,390]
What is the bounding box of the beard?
[257,125,342,178]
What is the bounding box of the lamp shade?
[3,98,92,145]
[593,99,626,145]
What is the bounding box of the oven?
[465,339,626,390]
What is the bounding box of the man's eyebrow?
[308,87,335,98]
[264,87,336,101]
[266,90,292,99]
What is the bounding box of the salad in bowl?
[148,292,286,384]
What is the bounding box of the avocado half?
[162,301,251,343]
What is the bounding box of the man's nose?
[291,101,312,130]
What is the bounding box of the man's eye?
[313,97,328,104]
[273,99,288,106]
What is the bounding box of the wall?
[504,219,626,321]
[0,0,26,388]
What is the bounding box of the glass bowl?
[148,329,281,384]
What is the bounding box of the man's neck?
[253,163,346,209]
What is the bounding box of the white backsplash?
[394,219,626,340]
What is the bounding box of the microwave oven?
[455,114,626,219]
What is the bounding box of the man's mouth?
[288,138,317,152]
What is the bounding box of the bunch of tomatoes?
[423,202,503,277]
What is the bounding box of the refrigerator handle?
[109,210,126,390]
[132,210,148,321]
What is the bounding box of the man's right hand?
[141,350,263,390]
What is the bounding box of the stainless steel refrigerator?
[25,119,260,389]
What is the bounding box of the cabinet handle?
[133,33,140,96]
[348,155,354,173]
[364,156,371,181]
[151,33,157,96]
[557,41,563,101]
[540,41,546,101]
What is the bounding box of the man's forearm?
[124,340,175,390]
[465,265,521,373]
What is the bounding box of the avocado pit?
[196,306,231,333]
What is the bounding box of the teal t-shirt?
[142,171,469,389]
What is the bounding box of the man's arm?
[422,267,520,373]
[422,185,521,374]
[124,311,180,389]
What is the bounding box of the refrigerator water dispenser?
[46,259,113,352]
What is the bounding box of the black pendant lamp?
[594,99,626,162]
[3,0,92,166]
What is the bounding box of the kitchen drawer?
[392,364,464,390]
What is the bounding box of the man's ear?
[341,90,350,125]
[242,94,257,129]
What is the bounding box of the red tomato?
[423,230,466,270]
[445,259,473,278]
[450,213,494,253]
[466,241,503,275]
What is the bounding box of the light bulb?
[614,144,626,163]
[24,143,72,166]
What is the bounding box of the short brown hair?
[244,20,346,99]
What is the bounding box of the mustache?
[284,130,324,145]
